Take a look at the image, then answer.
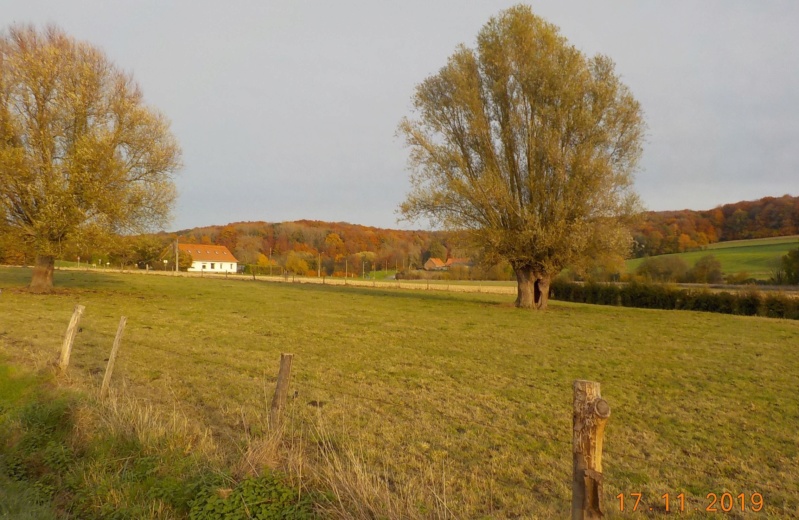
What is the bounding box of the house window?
[211,263,215,269]
[202,264,206,269]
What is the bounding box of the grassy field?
[0,363,61,519]
[626,235,799,280]
[1,267,798,518]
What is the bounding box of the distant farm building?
[424,257,471,271]
[424,258,446,271]
[178,244,238,273]
[445,258,471,268]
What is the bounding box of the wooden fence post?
[572,380,611,520]
[59,304,85,372]
[100,317,127,399]
[269,353,294,427]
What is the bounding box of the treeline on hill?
[2,194,797,280]
[632,194,799,256]
[0,220,516,280]
[177,220,459,275]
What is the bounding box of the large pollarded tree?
[400,6,645,309]
[0,25,181,292]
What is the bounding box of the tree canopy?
[399,5,645,309]
[781,248,799,285]
[0,25,181,292]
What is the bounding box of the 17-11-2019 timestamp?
[616,492,764,513]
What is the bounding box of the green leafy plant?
[189,473,318,520]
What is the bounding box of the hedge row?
[550,280,799,320]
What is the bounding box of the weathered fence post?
[59,305,85,372]
[269,353,294,427]
[572,380,611,520]
[100,316,127,399]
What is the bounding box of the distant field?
[1,267,798,518]
[626,235,799,280]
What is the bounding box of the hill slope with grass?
[625,235,799,280]
[1,268,798,517]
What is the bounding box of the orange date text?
[615,492,763,513]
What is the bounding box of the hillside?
[625,235,799,280]
[168,220,461,275]
[169,195,799,272]
[3,195,798,281]
[632,194,799,257]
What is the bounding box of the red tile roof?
[178,244,239,262]
[445,258,470,267]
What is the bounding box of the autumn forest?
[1,194,798,278]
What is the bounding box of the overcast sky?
[5,1,798,231]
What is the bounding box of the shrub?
[781,248,799,284]
[787,298,799,320]
[621,281,677,309]
[550,280,797,321]
[595,284,621,306]
[570,283,586,303]
[761,293,795,319]
[735,289,761,316]
[725,271,751,285]
[714,292,736,314]
[636,256,689,282]
[684,254,723,284]
[682,290,722,312]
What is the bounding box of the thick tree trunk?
[29,255,55,293]
[515,266,536,309]
[534,275,551,310]
[514,266,551,310]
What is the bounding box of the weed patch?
[0,360,323,519]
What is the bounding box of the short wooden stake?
[269,353,294,427]
[100,316,127,399]
[59,304,85,372]
[572,380,611,520]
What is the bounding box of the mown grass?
[1,267,798,518]
[626,235,799,280]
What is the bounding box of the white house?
[178,244,238,273]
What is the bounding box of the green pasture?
[626,235,799,279]
[0,267,797,518]
[0,362,61,519]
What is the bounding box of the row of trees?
[633,249,799,286]
[180,220,459,273]
[0,219,475,278]
[171,220,472,277]
[635,254,724,284]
